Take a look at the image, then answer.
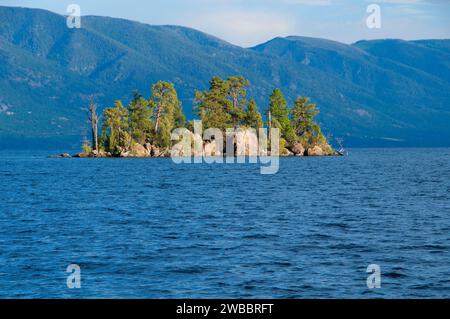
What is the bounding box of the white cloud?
[182,10,296,47]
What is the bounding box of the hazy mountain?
[1,6,449,149]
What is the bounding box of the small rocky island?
[53,76,341,158]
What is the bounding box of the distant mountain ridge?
[0,6,449,149]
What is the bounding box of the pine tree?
[243,98,263,129]
[150,81,185,148]
[129,91,152,145]
[227,76,250,127]
[267,88,297,145]
[90,75,332,157]
[195,76,251,131]
[291,97,325,146]
[102,100,129,152]
[195,76,232,131]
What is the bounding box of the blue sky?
[1,0,449,47]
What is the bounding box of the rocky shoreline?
[50,139,342,159]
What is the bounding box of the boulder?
[97,150,109,158]
[235,129,258,156]
[281,148,293,157]
[321,144,335,156]
[259,148,268,157]
[48,153,71,158]
[160,148,171,158]
[74,152,90,158]
[120,151,130,158]
[291,143,305,156]
[307,145,325,156]
[171,143,185,157]
[91,150,108,158]
[130,143,149,157]
[191,132,203,157]
[204,140,221,156]
[270,147,279,156]
[151,145,161,157]
[144,142,152,153]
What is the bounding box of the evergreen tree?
[102,100,129,152]
[173,102,186,128]
[227,76,250,127]
[129,91,152,145]
[90,75,332,157]
[291,97,325,146]
[195,76,251,130]
[267,88,297,145]
[150,81,185,148]
[195,76,232,131]
[243,98,263,129]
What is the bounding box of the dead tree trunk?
[154,103,163,133]
[268,110,272,145]
[88,98,99,153]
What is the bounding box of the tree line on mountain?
[82,75,332,157]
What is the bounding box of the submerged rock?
[48,153,71,158]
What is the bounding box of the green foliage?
[92,75,331,155]
[195,76,251,131]
[129,91,152,145]
[155,117,172,148]
[98,81,186,153]
[243,98,263,129]
[150,81,185,148]
[267,89,297,145]
[227,76,250,127]
[3,7,450,149]
[291,97,326,147]
[195,76,233,131]
[102,100,130,152]
[81,138,92,155]
[173,102,186,129]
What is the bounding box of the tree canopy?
[291,97,326,146]
[267,88,297,145]
[90,76,331,156]
[195,76,252,131]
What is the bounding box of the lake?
[0,148,449,298]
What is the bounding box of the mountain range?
[1,6,449,149]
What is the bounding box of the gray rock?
[307,145,325,156]
[151,146,161,157]
[291,143,305,156]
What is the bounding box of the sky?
[1,0,449,47]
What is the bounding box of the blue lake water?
[0,148,449,298]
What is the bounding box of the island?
[52,76,341,158]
